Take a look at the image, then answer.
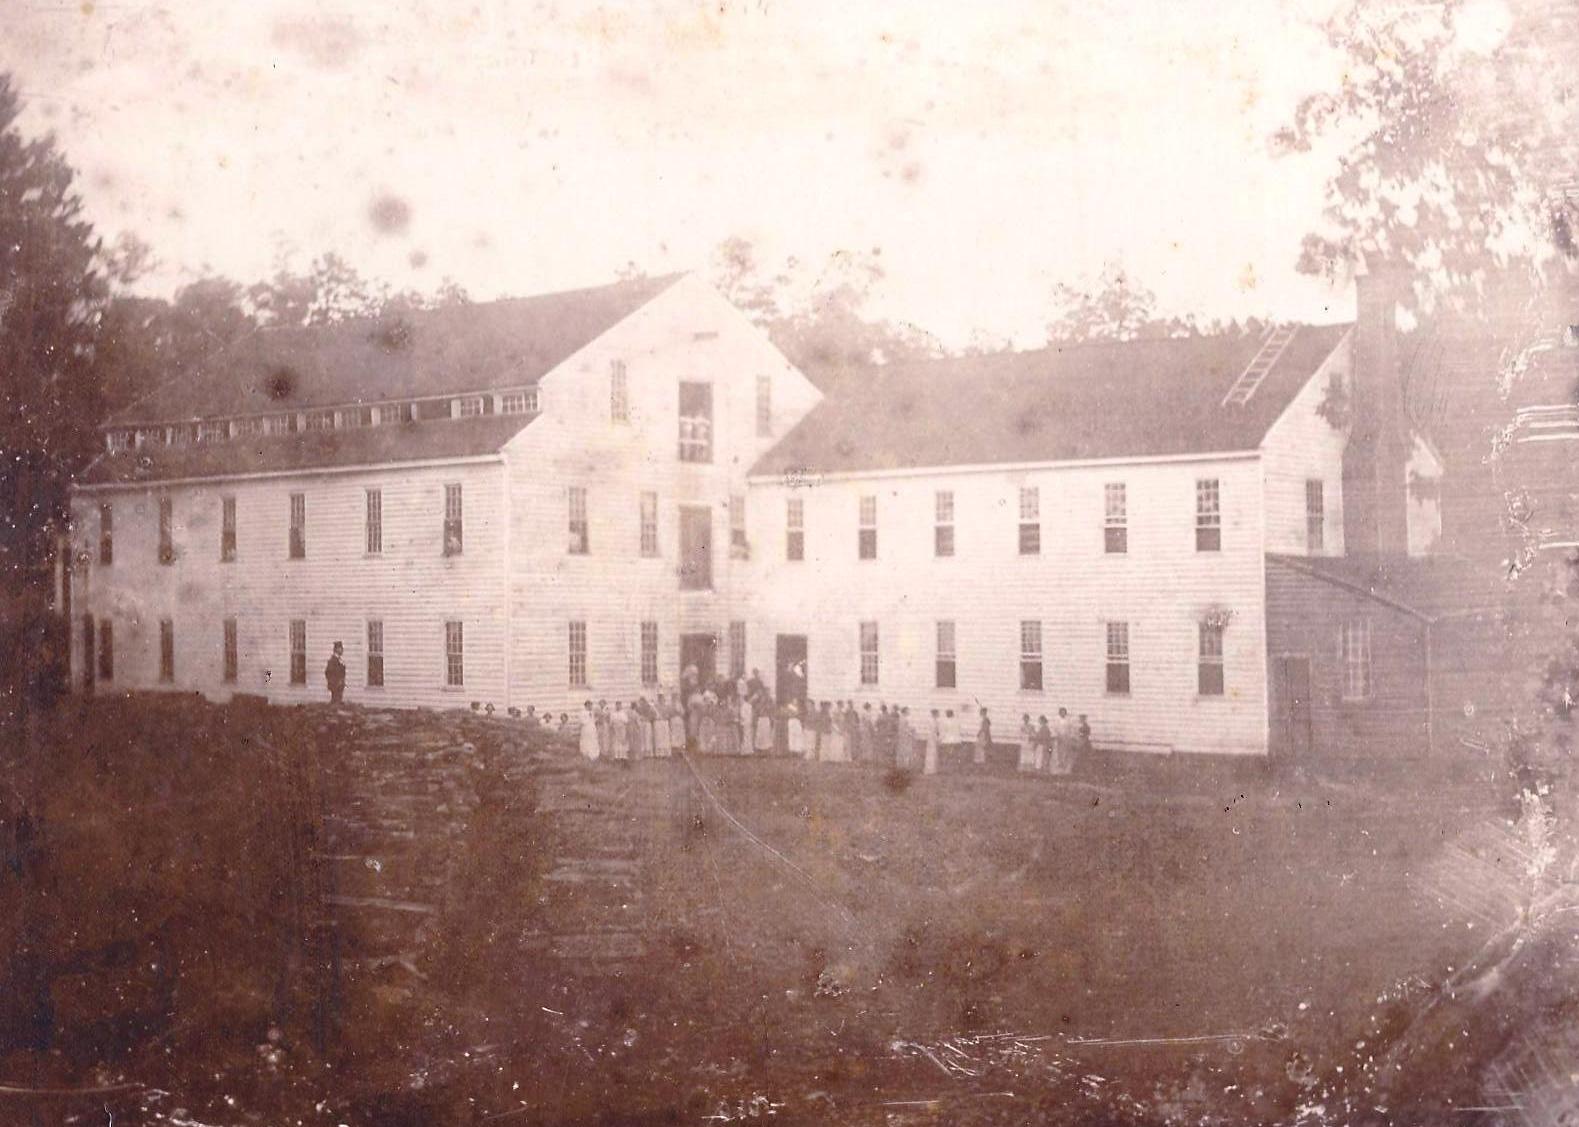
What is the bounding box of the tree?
[247,251,377,328]
[1045,262,1204,343]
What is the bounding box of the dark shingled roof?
[750,323,1352,476]
[77,414,535,487]
[111,274,685,424]
[1267,552,1504,621]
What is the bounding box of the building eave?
[70,452,507,494]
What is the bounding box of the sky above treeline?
[0,0,1502,347]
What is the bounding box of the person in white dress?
[924,709,941,775]
[788,701,807,758]
[578,701,601,762]
[1018,715,1037,772]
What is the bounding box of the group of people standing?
[1015,708,1087,776]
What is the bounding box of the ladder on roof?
[1221,324,1298,407]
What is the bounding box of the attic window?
[456,396,487,418]
[500,390,535,414]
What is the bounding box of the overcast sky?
[4,0,1383,346]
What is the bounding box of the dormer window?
[376,402,413,426]
[197,420,228,443]
[341,406,372,428]
[500,390,534,415]
[305,410,335,432]
[106,429,133,452]
[235,417,263,438]
[455,396,486,418]
[167,424,195,447]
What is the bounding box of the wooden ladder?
[1221,324,1297,407]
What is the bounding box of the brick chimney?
[1343,259,1412,557]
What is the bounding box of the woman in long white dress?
[666,697,684,755]
[578,701,601,762]
[1018,715,1037,772]
[788,702,807,759]
[755,696,776,754]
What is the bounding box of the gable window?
[1020,620,1044,690]
[858,495,877,560]
[1105,622,1130,695]
[455,396,486,419]
[935,491,955,557]
[569,621,588,687]
[289,493,306,559]
[729,495,749,559]
[678,381,713,462]
[99,503,113,565]
[443,483,464,556]
[568,487,590,555]
[786,497,805,561]
[221,496,236,561]
[289,619,307,685]
[157,497,174,564]
[1306,479,1325,553]
[1198,622,1225,696]
[640,621,659,686]
[223,618,238,684]
[859,621,880,686]
[640,491,659,557]
[98,619,113,681]
[729,620,747,679]
[756,374,772,437]
[611,360,630,423]
[1019,487,1041,555]
[366,489,382,555]
[159,618,174,682]
[445,620,464,687]
[936,621,957,689]
[1196,479,1221,552]
[1104,483,1128,554]
[1340,619,1372,701]
[367,620,384,687]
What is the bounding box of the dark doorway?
[1270,655,1313,760]
[679,506,713,591]
[680,632,718,688]
[776,635,807,708]
[81,614,94,692]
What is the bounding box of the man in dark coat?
[325,641,347,704]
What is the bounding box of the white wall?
[743,455,1270,756]
[1260,331,1351,557]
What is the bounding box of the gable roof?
[750,323,1352,477]
[111,273,685,424]
[76,414,535,488]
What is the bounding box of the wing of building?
[65,266,1459,765]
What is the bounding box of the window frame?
[611,360,630,424]
[1340,619,1373,702]
[98,618,113,681]
[445,620,464,688]
[569,620,588,687]
[1198,622,1225,697]
[99,502,113,566]
[288,492,306,560]
[443,483,464,557]
[367,620,385,688]
[1305,479,1325,553]
[640,491,659,558]
[1105,621,1131,696]
[568,486,590,555]
[365,488,383,555]
[158,496,174,565]
[936,620,957,689]
[859,621,880,686]
[858,495,877,561]
[755,374,772,437]
[678,381,714,463]
[729,494,749,559]
[1104,482,1128,554]
[223,617,238,684]
[786,497,805,562]
[1019,486,1041,556]
[159,618,174,682]
[221,495,237,562]
[1020,619,1044,691]
[1195,478,1222,553]
[935,490,955,558]
[640,621,659,686]
[289,619,307,686]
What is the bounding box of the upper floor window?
[289,619,307,685]
[367,620,385,687]
[935,491,955,557]
[376,402,414,426]
[500,389,535,415]
[569,621,588,687]
[1019,487,1041,555]
[455,396,487,419]
[340,406,372,428]
[445,620,465,687]
[756,374,772,437]
[1196,479,1221,552]
[640,491,659,557]
[611,360,630,423]
[858,495,877,560]
[366,489,382,555]
[443,484,464,556]
[1306,479,1325,553]
[1340,619,1372,701]
[1020,619,1044,691]
[1104,483,1127,554]
[223,618,238,684]
[936,620,957,689]
[157,497,174,565]
[159,618,175,682]
[678,382,713,463]
[640,621,659,686]
[859,621,880,685]
[729,495,749,559]
[786,497,805,561]
[568,487,590,555]
[289,493,306,559]
[1199,622,1225,696]
[1105,621,1130,695]
[221,496,236,562]
[98,503,112,566]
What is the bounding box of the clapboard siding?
[1260,331,1350,557]
[70,459,510,710]
[504,276,822,714]
[743,456,1269,756]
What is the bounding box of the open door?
[680,632,718,688]
[1270,655,1313,761]
[776,635,807,708]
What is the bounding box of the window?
[456,396,486,418]
[1340,619,1372,701]
[304,410,334,432]
[289,493,305,559]
[98,503,112,565]
[264,414,294,436]
[366,489,382,555]
[445,620,464,687]
[1019,487,1041,555]
[500,390,533,415]
[611,360,630,423]
[935,491,955,557]
[289,619,306,685]
[1306,479,1325,553]
[198,420,228,443]
[167,424,193,446]
[568,487,589,554]
[859,621,879,685]
[157,497,174,564]
[367,620,384,687]
[936,620,957,689]
[340,406,372,428]
[221,496,236,561]
[1196,479,1221,552]
[641,621,659,686]
[98,619,113,681]
[1105,622,1130,695]
[1104,483,1127,554]
[82,616,94,690]
[756,374,772,437]
[786,497,805,561]
[234,417,263,438]
[443,484,463,556]
[729,621,746,679]
[106,429,131,452]
[569,621,588,687]
[640,491,659,557]
[678,381,713,462]
[376,402,413,426]
[223,618,238,684]
[1020,620,1044,691]
[159,618,174,682]
[858,495,877,560]
[1199,622,1225,696]
[729,495,748,558]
